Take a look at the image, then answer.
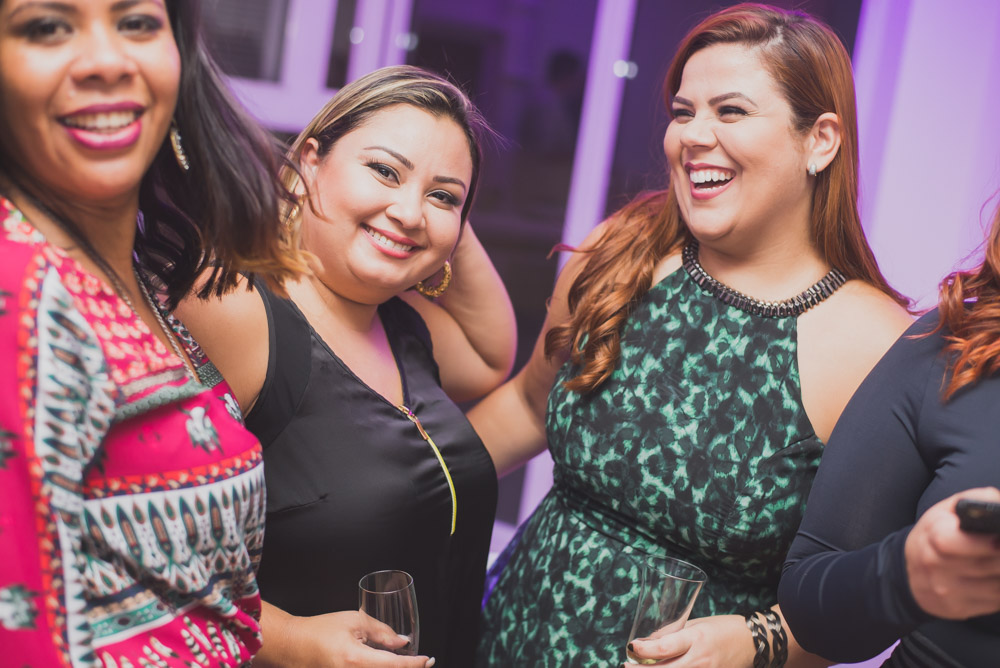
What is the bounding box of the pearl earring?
[807,163,818,177]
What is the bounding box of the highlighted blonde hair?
[280,65,490,245]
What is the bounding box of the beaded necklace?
[682,241,847,318]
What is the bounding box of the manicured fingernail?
[425,658,436,667]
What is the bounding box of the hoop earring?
[807,163,818,177]
[416,260,452,298]
[284,193,305,224]
[170,121,191,172]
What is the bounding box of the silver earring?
[170,122,190,172]
[807,163,818,177]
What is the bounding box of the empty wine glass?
[625,553,707,665]
[358,569,419,656]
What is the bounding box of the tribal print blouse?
[0,196,266,667]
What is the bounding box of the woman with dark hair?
[779,199,1000,665]
[176,65,515,667]
[471,4,912,666]
[0,0,304,664]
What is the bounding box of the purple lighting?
[856,0,1000,308]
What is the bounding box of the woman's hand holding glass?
[254,603,433,668]
[358,570,420,657]
[626,614,760,667]
[625,554,713,666]
[309,610,430,667]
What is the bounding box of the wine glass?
[358,569,419,655]
[625,553,707,665]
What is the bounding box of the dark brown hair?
[546,2,908,393]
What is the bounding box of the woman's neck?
[695,231,829,303]
[288,273,381,335]
[7,180,140,275]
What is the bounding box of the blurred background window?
[202,0,289,81]
[326,0,359,89]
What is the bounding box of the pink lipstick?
[60,103,144,151]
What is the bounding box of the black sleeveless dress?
[249,287,497,667]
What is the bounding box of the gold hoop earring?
[284,193,305,224]
[416,260,452,298]
[170,121,190,172]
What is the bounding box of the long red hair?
[938,199,1000,399]
[546,3,908,393]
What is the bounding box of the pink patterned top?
[0,196,266,667]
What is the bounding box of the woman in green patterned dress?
[471,4,914,667]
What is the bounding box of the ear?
[298,137,321,194]
[805,112,841,174]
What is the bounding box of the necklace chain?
[133,268,199,383]
[682,241,847,318]
[14,187,199,384]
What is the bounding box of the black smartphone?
[955,498,1000,535]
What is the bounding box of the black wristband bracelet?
[761,609,788,668]
[744,611,770,668]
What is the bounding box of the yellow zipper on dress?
[397,405,457,535]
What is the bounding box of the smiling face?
[663,42,814,251]
[0,0,179,209]
[301,103,474,304]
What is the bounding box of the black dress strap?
[380,297,434,354]
[245,284,313,449]
[379,296,439,388]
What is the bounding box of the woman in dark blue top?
[780,201,1000,666]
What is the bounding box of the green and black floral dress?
[477,263,829,666]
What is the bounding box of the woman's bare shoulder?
[174,276,271,412]
[814,280,914,350]
[797,281,914,441]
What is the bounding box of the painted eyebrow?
[114,0,160,11]
[672,92,757,107]
[7,0,160,19]
[6,1,77,19]
[365,145,414,170]
[365,145,468,193]
[433,175,467,192]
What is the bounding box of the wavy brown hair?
[938,199,1000,399]
[546,3,908,393]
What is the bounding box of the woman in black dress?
[177,66,515,668]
